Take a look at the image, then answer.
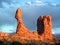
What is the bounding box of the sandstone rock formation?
[37,15,52,40]
[0,32,9,36]
[15,8,30,35]
[15,8,52,41]
[15,8,39,40]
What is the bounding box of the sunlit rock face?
[37,15,52,40]
[0,32,9,36]
[15,8,52,40]
[15,8,22,20]
[15,8,30,35]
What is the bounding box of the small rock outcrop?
[0,32,9,36]
[15,8,52,41]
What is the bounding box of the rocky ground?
[0,32,60,45]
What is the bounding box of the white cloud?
[52,28,60,34]
[2,2,10,8]
[26,0,48,6]
[50,3,60,7]
[25,0,60,7]
[0,24,16,33]
[2,2,20,8]
[51,3,57,7]
[26,2,32,6]
[52,31,55,34]
[35,0,42,3]
[0,0,21,8]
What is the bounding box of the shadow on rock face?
[37,16,44,35]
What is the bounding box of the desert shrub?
[58,40,60,42]
[54,43,60,45]
[0,41,11,45]
[50,44,54,45]
[3,41,11,45]
[29,42,37,45]
[11,41,23,45]
[0,41,4,45]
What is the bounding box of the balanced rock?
[15,8,30,35]
[15,8,52,41]
[15,8,39,40]
[15,8,22,20]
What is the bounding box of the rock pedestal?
[15,8,29,35]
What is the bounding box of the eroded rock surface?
[0,8,53,41]
[15,8,30,35]
[15,8,52,41]
[37,15,52,40]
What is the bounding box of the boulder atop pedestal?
[15,8,22,20]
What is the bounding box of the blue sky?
[0,0,60,34]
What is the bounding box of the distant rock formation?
[15,8,52,41]
[0,32,9,36]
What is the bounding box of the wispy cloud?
[51,3,57,6]
[2,2,10,8]
[0,0,60,8]
[25,0,60,7]
[0,0,21,8]
[25,0,48,6]
[50,3,60,7]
